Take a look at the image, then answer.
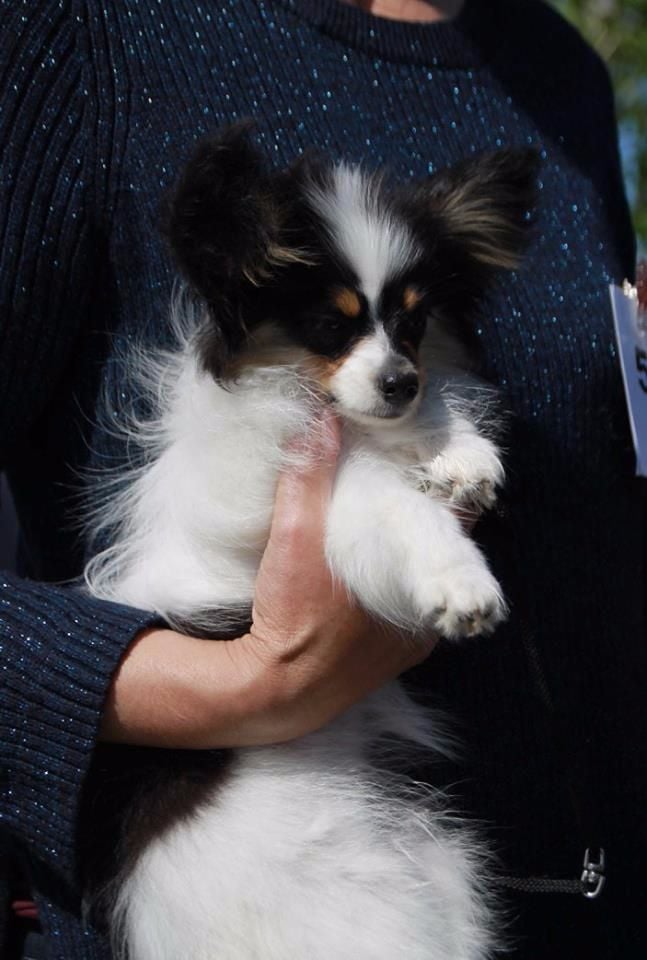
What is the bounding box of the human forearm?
[98,626,274,749]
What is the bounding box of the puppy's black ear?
[400,149,538,326]
[420,148,539,270]
[164,123,304,303]
[402,148,538,276]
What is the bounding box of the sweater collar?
[273,0,503,68]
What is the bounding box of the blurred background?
[554,0,646,251]
[1,0,645,571]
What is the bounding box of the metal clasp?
[581,847,605,899]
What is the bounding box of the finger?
[271,411,341,537]
[285,407,341,476]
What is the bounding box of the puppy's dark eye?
[396,307,428,347]
[296,306,366,359]
[400,308,426,332]
[311,314,344,338]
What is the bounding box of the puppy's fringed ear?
[164,123,306,304]
[399,149,538,329]
[404,148,539,273]
[427,148,539,270]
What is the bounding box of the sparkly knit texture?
[0,1,645,958]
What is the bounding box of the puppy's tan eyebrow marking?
[402,286,423,312]
[332,287,362,318]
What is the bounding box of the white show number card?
[609,281,647,478]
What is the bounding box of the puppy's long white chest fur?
[88,343,502,960]
[84,127,536,959]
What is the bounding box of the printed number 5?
[636,347,647,394]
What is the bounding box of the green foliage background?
[554,0,647,251]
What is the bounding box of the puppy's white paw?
[422,443,504,513]
[414,561,507,640]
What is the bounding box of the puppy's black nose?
[379,371,419,404]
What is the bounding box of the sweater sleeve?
[590,51,636,281]
[567,9,636,278]
[0,576,160,879]
[0,3,161,883]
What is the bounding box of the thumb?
[270,409,341,543]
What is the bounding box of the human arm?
[0,4,169,886]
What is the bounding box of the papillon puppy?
[84,124,536,960]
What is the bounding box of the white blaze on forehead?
[307,165,420,304]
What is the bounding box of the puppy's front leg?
[416,386,504,514]
[326,452,507,640]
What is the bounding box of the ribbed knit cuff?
[0,573,161,880]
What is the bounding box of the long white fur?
[113,712,493,960]
[84,177,508,960]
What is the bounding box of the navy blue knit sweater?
[1,2,645,957]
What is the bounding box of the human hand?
[99,410,435,749]
[232,410,437,744]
